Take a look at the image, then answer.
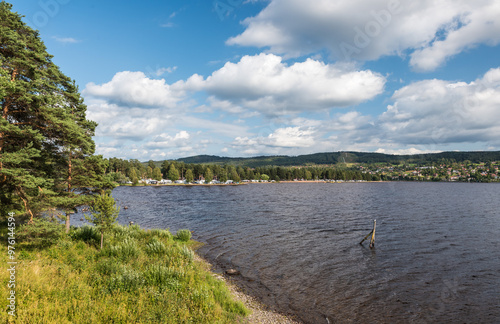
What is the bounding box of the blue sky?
[9,0,500,160]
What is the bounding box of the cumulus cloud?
[84,71,185,108]
[379,67,500,145]
[146,131,191,149]
[227,0,500,71]
[199,53,385,115]
[231,68,500,156]
[231,126,316,155]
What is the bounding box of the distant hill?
[176,151,500,168]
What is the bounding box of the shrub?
[104,238,140,261]
[180,246,194,264]
[145,239,167,256]
[17,217,64,247]
[107,266,145,293]
[95,259,121,276]
[71,225,100,245]
[175,229,192,242]
[144,265,180,287]
[149,228,172,240]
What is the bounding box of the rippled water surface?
[109,182,500,323]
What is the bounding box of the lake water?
[107,182,500,323]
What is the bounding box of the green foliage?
[185,169,194,183]
[144,265,184,288]
[149,228,172,240]
[17,218,64,247]
[104,238,140,261]
[175,229,192,242]
[85,192,119,249]
[145,238,167,256]
[204,167,213,183]
[0,222,249,323]
[70,225,100,245]
[107,266,145,293]
[0,2,100,221]
[168,164,180,181]
[153,167,163,181]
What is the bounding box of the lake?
[107,182,500,323]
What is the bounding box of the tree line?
[106,158,378,183]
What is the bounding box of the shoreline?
[194,253,302,324]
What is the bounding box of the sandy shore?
[194,254,302,324]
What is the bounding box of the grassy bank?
[0,221,249,323]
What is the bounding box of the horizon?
[144,149,500,163]
[8,0,500,160]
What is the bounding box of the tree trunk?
[65,213,70,233]
[65,152,72,234]
[100,232,104,250]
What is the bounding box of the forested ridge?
[176,151,500,168]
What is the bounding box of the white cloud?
[199,53,385,115]
[229,66,500,156]
[375,147,441,155]
[52,36,80,43]
[84,71,185,108]
[379,67,500,145]
[227,0,500,71]
[155,66,177,76]
[146,131,191,149]
[231,126,318,155]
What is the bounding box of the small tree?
[129,168,139,185]
[152,167,162,181]
[168,165,180,182]
[185,169,194,183]
[230,169,241,183]
[85,192,119,249]
[204,167,213,184]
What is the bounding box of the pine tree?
[85,192,119,250]
[0,2,100,221]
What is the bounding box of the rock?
[225,269,240,276]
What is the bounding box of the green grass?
[0,222,249,323]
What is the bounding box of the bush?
[71,225,100,245]
[144,265,183,287]
[107,266,145,293]
[149,228,172,240]
[180,245,194,264]
[95,259,121,276]
[145,239,167,256]
[104,238,140,261]
[17,217,64,247]
[175,229,192,242]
